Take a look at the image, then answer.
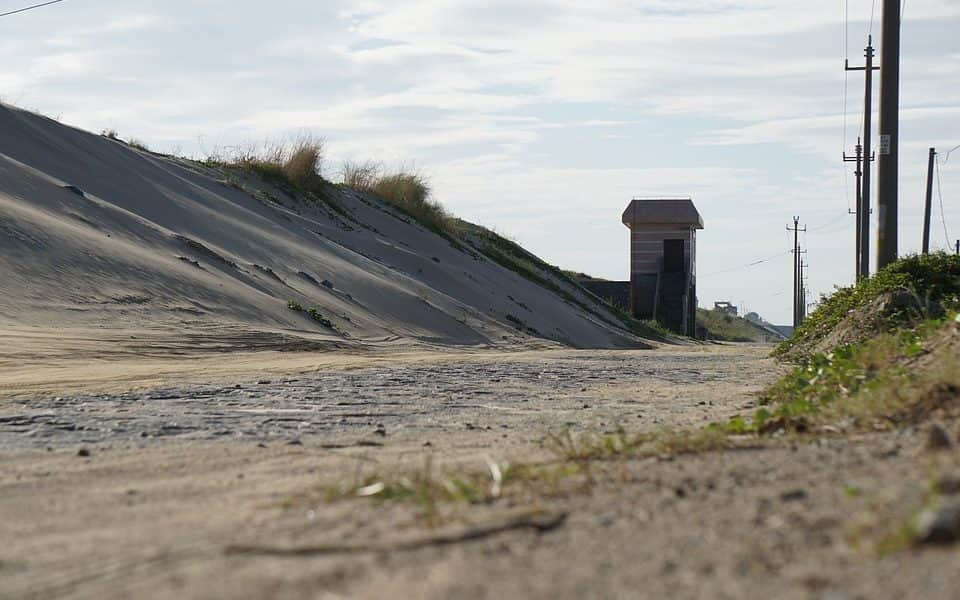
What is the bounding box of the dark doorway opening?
[663,239,685,273]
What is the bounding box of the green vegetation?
[287,300,335,329]
[749,321,956,434]
[312,424,743,523]
[460,223,667,341]
[696,308,770,342]
[306,308,334,329]
[317,456,581,525]
[745,254,960,436]
[505,313,542,337]
[776,252,960,358]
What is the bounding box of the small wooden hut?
[621,197,704,336]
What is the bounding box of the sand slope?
[0,104,645,355]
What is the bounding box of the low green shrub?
[777,253,960,357]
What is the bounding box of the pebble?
[77,448,91,457]
[926,423,953,451]
[915,501,960,545]
[780,489,808,502]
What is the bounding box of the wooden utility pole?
[846,38,879,279]
[922,148,936,254]
[844,140,863,278]
[787,217,806,328]
[843,138,874,279]
[877,0,901,268]
[799,261,809,322]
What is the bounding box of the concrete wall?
[579,280,630,310]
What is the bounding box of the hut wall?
[629,226,695,275]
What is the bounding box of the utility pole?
[922,148,936,254]
[787,217,806,328]
[799,261,807,322]
[877,0,901,268]
[844,140,863,278]
[843,138,874,279]
[846,38,879,279]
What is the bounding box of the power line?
[699,250,792,278]
[808,211,850,233]
[0,0,66,18]
[869,0,878,36]
[935,155,952,248]
[942,144,960,165]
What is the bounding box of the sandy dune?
[0,103,645,360]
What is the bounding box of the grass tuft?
[342,163,454,235]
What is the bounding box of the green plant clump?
[776,253,960,357]
[307,308,334,329]
[747,312,958,435]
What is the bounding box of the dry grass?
[340,162,453,234]
[304,424,743,525]
[340,160,382,190]
[544,426,734,462]
[314,455,582,526]
[219,133,327,193]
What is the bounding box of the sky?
[2,0,959,324]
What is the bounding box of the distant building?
[622,198,704,336]
[714,301,738,316]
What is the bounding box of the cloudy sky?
[3,0,959,324]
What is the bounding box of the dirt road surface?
[2,344,957,599]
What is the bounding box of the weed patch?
[778,253,960,358]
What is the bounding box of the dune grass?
[340,161,454,235]
[226,134,327,194]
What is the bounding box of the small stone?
[287,439,303,446]
[374,426,387,437]
[257,442,268,449]
[936,475,960,495]
[423,441,432,447]
[77,448,91,457]
[926,423,953,451]
[915,501,960,545]
[781,489,808,502]
[257,380,272,385]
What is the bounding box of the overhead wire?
[0,0,66,18]
[942,144,960,165]
[935,155,952,248]
[699,250,792,278]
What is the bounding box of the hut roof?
[622,198,704,229]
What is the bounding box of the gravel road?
[1,346,770,452]
[11,343,956,600]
